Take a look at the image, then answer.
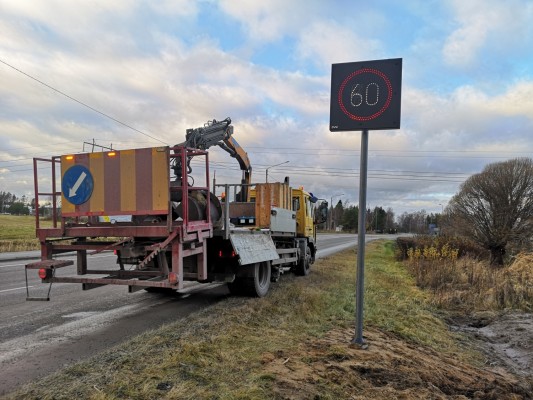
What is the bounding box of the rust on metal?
[26,259,74,270]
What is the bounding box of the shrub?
[396,235,485,261]
[400,234,533,312]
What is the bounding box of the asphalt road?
[0,233,396,395]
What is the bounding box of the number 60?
[351,83,379,107]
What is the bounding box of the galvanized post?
[353,129,369,347]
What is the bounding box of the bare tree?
[448,158,533,266]
[397,210,428,234]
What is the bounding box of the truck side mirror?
[314,201,328,224]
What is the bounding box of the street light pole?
[329,193,344,231]
[265,161,289,183]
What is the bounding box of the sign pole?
[353,128,369,347]
[329,58,401,348]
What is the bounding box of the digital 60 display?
[330,58,402,131]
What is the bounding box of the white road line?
[0,263,25,268]
[0,286,33,293]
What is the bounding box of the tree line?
[328,158,533,266]
[0,191,34,215]
[329,202,440,234]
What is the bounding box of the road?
[0,233,395,395]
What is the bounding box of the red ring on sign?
[337,68,393,121]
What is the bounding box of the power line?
[246,149,527,159]
[0,58,167,145]
[246,146,533,154]
[205,160,471,177]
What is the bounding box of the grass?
[0,215,56,252]
[363,241,457,349]
[7,240,471,400]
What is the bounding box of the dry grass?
[0,239,41,252]
[404,237,533,312]
[7,241,474,400]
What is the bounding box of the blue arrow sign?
[62,165,94,205]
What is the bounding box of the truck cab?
[292,187,316,239]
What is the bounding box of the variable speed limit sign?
[330,58,402,131]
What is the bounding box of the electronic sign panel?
[330,58,402,131]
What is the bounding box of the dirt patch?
[262,326,532,399]
[453,312,533,378]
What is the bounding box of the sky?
[1,0,532,216]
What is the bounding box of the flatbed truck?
[26,119,327,298]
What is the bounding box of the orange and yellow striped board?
[61,147,169,217]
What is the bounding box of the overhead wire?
[0,58,167,145]
[246,146,532,154]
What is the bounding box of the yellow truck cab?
[292,187,316,239]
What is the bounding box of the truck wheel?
[247,261,271,297]
[228,261,271,297]
[295,245,311,276]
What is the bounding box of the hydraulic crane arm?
[176,118,252,195]
[218,134,252,185]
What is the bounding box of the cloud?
[146,0,198,17]
[488,81,533,118]
[218,0,325,43]
[295,21,383,71]
[442,0,533,68]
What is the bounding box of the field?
[6,241,531,399]
[0,215,52,252]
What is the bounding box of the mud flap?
[229,233,279,265]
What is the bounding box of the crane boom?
[176,117,252,199]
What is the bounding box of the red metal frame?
[33,156,62,230]
[27,146,214,294]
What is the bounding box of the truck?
[25,118,328,299]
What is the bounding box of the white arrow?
[69,171,87,197]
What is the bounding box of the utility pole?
[329,193,344,231]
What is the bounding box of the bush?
[396,235,486,261]
[399,235,533,312]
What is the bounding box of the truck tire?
[228,261,271,297]
[295,245,311,276]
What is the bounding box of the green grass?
[364,241,456,349]
[0,215,51,252]
[0,215,40,240]
[7,241,469,399]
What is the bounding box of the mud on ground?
[452,311,533,379]
[261,326,532,399]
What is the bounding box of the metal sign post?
[330,58,402,348]
[354,128,368,346]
